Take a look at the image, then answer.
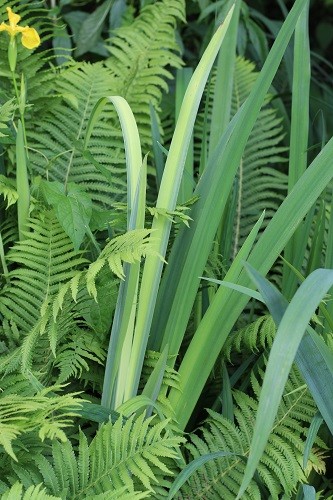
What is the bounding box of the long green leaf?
[168,212,265,427]
[167,451,243,500]
[175,68,194,204]
[142,344,169,417]
[163,0,309,427]
[149,103,164,190]
[16,120,29,240]
[173,129,333,429]
[122,6,236,401]
[282,0,311,298]
[302,485,316,500]
[303,412,323,469]
[154,0,308,359]
[245,263,333,436]
[237,268,333,498]
[208,0,241,156]
[99,97,145,410]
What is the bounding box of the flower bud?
[8,35,17,72]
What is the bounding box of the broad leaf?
[75,0,114,57]
[41,180,92,250]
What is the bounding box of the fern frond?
[0,209,18,247]
[147,206,192,227]
[231,58,288,256]
[105,0,184,144]
[178,367,326,499]
[24,0,184,208]
[193,56,288,263]
[0,210,88,374]
[222,314,276,361]
[53,228,159,313]
[9,413,184,498]
[142,350,180,392]
[0,98,16,141]
[0,387,82,461]
[27,62,128,206]
[1,222,150,377]
[55,329,106,383]
[1,482,61,500]
[3,211,86,324]
[97,228,159,280]
[2,482,148,500]
[0,174,17,208]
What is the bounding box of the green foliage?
[0,98,16,142]
[142,350,180,392]
[4,413,185,498]
[0,218,100,386]
[0,210,88,375]
[0,210,157,382]
[195,56,288,261]
[0,1,227,498]
[2,483,60,500]
[27,61,127,207]
[24,0,184,211]
[178,367,327,499]
[0,174,17,208]
[41,180,93,251]
[223,314,276,360]
[53,227,158,309]
[104,0,184,142]
[0,0,332,497]
[0,381,82,461]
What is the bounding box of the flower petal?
[7,7,20,28]
[21,27,40,49]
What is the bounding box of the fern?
[2,482,148,500]
[230,58,288,257]
[6,413,185,498]
[53,228,159,313]
[0,210,92,376]
[142,350,181,392]
[24,0,184,208]
[2,482,61,500]
[105,0,184,146]
[0,2,59,117]
[0,209,159,381]
[192,56,288,263]
[54,328,106,384]
[0,384,82,462]
[27,62,127,206]
[0,98,16,141]
[222,314,276,361]
[0,174,17,208]
[177,367,327,499]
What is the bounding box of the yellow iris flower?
[0,7,40,49]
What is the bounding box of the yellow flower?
[0,7,40,49]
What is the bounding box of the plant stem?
[0,232,9,280]
[11,72,28,151]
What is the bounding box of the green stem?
[0,232,9,280]
[11,72,28,152]
[16,120,30,240]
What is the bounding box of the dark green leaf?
[245,262,333,437]
[73,401,121,424]
[41,180,92,250]
[75,0,114,57]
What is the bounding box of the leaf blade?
[237,268,333,498]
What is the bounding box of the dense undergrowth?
[0,0,332,498]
